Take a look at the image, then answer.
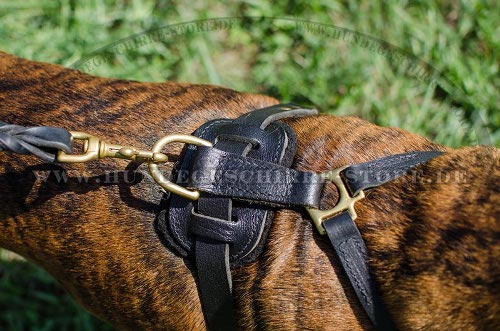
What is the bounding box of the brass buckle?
[148,134,213,200]
[306,165,365,235]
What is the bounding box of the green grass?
[0,0,498,329]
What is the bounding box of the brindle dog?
[0,51,498,330]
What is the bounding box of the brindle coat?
[0,51,498,330]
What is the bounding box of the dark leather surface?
[324,211,396,331]
[188,146,325,207]
[341,151,443,196]
[0,121,73,162]
[156,104,318,330]
[159,104,318,266]
[195,196,237,330]
[161,120,297,265]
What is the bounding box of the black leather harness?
[156,104,442,330]
[1,105,443,330]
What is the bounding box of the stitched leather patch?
[155,104,317,267]
[157,121,296,266]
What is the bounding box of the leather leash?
[0,121,73,162]
[1,105,443,330]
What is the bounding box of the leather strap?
[0,121,73,162]
[323,150,443,330]
[195,197,237,331]
[188,146,324,207]
[341,151,443,196]
[324,211,396,330]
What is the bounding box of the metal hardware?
[148,134,213,200]
[57,132,169,163]
[306,165,365,235]
[56,132,211,200]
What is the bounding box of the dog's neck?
[0,52,498,330]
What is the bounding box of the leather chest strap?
[321,151,443,330]
[188,146,324,207]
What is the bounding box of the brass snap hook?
[148,134,213,200]
[57,132,169,163]
[57,132,211,200]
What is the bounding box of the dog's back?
[0,51,498,330]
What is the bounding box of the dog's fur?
[0,51,498,330]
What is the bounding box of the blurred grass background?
[0,0,498,329]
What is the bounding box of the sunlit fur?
[0,52,498,330]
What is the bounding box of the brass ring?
[148,134,213,200]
